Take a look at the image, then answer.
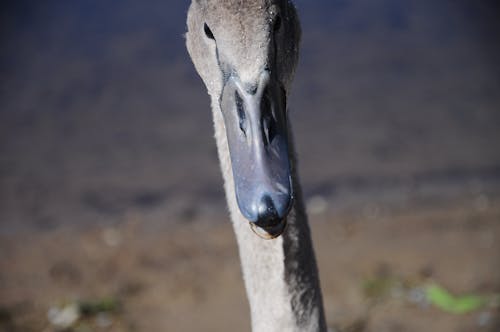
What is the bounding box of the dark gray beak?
[220,71,292,232]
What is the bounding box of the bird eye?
[273,15,282,32]
[204,23,215,40]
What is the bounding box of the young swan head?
[186,0,301,238]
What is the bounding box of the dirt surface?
[1,195,499,332]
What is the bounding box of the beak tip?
[239,192,293,228]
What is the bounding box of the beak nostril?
[246,84,258,95]
[235,91,247,137]
[261,87,277,146]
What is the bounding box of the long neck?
[211,101,327,332]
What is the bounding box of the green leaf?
[425,284,486,314]
[79,297,120,316]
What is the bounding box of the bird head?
[186,0,301,238]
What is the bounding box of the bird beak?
[219,70,293,236]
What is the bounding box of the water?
[1,0,499,233]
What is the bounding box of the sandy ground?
[1,195,499,332]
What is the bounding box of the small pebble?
[362,203,380,220]
[102,228,122,247]
[408,288,428,308]
[477,311,491,327]
[307,195,328,215]
[47,303,80,329]
[95,312,113,328]
[474,194,489,212]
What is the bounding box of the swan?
[186,1,327,331]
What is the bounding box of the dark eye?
[204,23,215,40]
[273,15,282,32]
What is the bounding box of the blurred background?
[1,0,499,331]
